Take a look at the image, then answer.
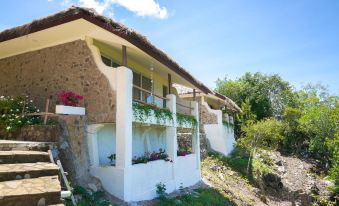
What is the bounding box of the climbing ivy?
[132,102,173,125]
[176,113,197,129]
[132,102,198,130]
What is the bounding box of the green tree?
[216,72,295,135]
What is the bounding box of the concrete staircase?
[0,140,64,206]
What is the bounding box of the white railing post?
[115,66,133,201]
[191,101,201,173]
[166,94,177,164]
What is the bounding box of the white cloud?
[110,0,167,19]
[78,0,110,14]
[58,0,168,19]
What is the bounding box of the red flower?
[57,91,84,106]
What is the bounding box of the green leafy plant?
[156,182,167,201]
[0,96,41,132]
[107,154,116,166]
[176,113,197,128]
[132,102,173,124]
[68,186,112,206]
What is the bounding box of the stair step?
[0,151,50,164]
[0,162,59,181]
[0,175,62,206]
[0,140,57,152]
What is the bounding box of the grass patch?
[156,188,235,206]
[208,148,275,184]
[208,149,250,178]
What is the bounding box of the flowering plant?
[177,150,192,156]
[0,96,41,132]
[57,91,84,107]
[132,148,170,164]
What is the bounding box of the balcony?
[132,84,197,129]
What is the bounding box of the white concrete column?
[86,124,105,167]
[191,101,201,172]
[166,94,177,163]
[115,66,133,201]
[115,66,133,169]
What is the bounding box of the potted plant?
[55,91,85,115]
[107,154,116,166]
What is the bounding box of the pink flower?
[57,91,84,106]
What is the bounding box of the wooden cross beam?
[25,97,56,125]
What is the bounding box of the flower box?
[55,105,85,115]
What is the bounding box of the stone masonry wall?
[199,103,218,125]
[0,125,58,142]
[0,40,116,123]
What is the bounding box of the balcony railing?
[176,98,193,115]
[132,84,194,116]
[132,85,168,108]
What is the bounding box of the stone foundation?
[0,125,58,142]
[56,116,102,190]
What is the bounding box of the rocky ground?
[201,150,334,206]
[263,151,333,206]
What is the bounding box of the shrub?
[238,118,284,151]
[0,96,41,132]
[298,105,338,167]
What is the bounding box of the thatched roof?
[0,6,211,94]
[179,90,241,113]
[214,92,242,113]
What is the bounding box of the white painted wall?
[85,53,201,202]
[176,154,200,187]
[97,125,116,165]
[132,125,167,157]
[129,160,175,201]
[202,102,235,156]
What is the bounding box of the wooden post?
[122,45,127,66]
[168,74,172,94]
[193,89,196,101]
[43,98,50,125]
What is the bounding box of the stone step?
[0,140,57,152]
[0,175,62,206]
[0,162,59,181]
[0,151,50,164]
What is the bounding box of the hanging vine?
[176,113,197,129]
[132,102,173,124]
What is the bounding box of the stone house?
[180,91,241,156]
[0,7,230,202]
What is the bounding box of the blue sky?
[1,0,338,94]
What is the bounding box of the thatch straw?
[0,6,211,94]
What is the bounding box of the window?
[162,86,168,108]
[132,72,153,104]
[133,72,141,101]
[101,55,120,67]
[142,76,152,103]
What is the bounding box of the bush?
[298,105,338,167]
[0,96,41,132]
[238,118,284,151]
